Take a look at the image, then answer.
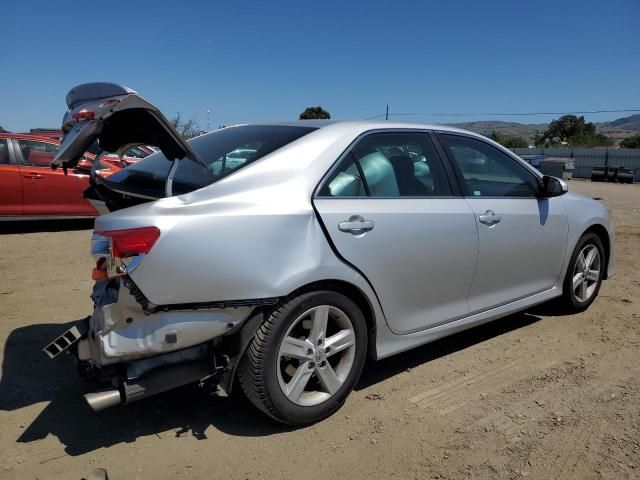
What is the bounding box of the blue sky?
[2,0,639,131]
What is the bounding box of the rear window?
[102,125,317,197]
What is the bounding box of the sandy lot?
[1,181,638,480]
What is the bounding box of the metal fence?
[511,148,640,181]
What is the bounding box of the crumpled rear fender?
[95,193,389,358]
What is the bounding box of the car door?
[0,138,24,215]
[437,132,568,313]
[15,139,96,216]
[314,131,478,335]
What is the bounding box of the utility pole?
[206,109,211,132]
[385,104,389,121]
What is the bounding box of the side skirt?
[374,285,562,360]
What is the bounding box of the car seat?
[388,155,431,195]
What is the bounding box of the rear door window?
[319,131,453,197]
[16,140,59,167]
[320,153,367,197]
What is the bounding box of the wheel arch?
[582,223,611,278]
[218,278,378,396]
[290,279,378,355]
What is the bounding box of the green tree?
[0,125,6,133]
[536,115,612,147]
[489,130,505,143]
[620,134,640,149]
[489,130,529,148]
[299,106,331,120]
[170,113,205,139]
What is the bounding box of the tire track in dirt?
[475,353,630,478]
[409,356,561,415]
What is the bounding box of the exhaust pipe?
[85,361,211,412]
[85,390,122,411]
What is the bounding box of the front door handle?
[338,215,374,235]
[478,210,501,226]
[23,172,43,179]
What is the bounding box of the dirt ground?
[1,181,638,480]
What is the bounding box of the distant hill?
[596,113,640,143]
[449,120,547,141]
[447,113,640,146]
[601,113,640,131]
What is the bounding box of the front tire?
[238,290,367,425]
[560,233,605,312]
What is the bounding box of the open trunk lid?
[51,82,204,173]
[52,84,321,213]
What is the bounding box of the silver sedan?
[45,83,615,425]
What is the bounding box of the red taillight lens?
[92,257,109,280]
[98,227,160,258]
[72,109,95,121]
[70,99,117,122]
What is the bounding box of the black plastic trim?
[429,131,463,196]
[121,276,279,314]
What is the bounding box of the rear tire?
[238,290,367,425]
[560,233,605,312]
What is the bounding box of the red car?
[0,133,123,218]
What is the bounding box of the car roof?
[242,119,476,136]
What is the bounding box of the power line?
[365,108,640,120]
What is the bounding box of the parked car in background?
[20,128,62,140]
[18,129,155,160]
[0,133,122,218]
[46,84,615,426]
[85,141,154,166]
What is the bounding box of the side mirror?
[538,175,568,198]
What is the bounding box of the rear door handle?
[23,172,43,179]
[478,210,501,226]
[338,215,374,235]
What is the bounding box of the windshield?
[102,125,317,197]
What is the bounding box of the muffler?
[85,361,211,412]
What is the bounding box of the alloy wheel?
[572,244,601,303]
[276,305,356,406]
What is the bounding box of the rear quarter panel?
[101,187,383,319]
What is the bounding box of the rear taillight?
[72,109,95,121]
[91,227,160,279]
[98,227,160,258]
[70,98,118,122]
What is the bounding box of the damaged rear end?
[45,221,264,411]
[43,83,302,411]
